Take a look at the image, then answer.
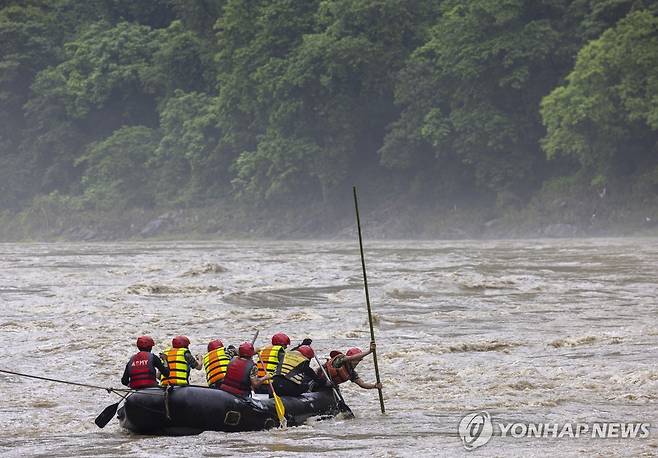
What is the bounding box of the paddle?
[314,355,355,419]
[252,331,285,427]
[257,354,287,427]
[353,186,386,414]
[95,392,129,428]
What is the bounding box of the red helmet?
[172,335,190,348]
[238,342,255,358]
[136,335,154,351]
[346,347,362,357]
[271,333,291,346]
[297,345,314,359]
[207,339,224,352]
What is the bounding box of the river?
[0,239,656,457]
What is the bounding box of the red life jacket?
[324,354,354,385]
[220,358,255,397]
[128,351,157,389]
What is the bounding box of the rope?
[0,369,161,397]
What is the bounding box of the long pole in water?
[352,186,385,414]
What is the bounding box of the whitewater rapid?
[0,239,656,456]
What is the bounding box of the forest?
[1,0,658,239]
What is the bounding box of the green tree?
[29,21,159,122]
[541,10,658,182]
[145,20,216,96]
[170,0,225,38]
[77,126,160,210]
[224,0,428,203]
[383,0,584,206]
[0,2,62,207]
[19,20,161,200]
[155,90,223,204]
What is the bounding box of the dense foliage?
[1,0,657,226]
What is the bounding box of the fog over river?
[0,239,656,457]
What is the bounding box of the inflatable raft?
[117,386,338,435]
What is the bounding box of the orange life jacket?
[160,348,190,386]
[203,347,230,386]
[257,345,284,384]
[324,354,354,385]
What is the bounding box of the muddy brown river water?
[0,239,656,457]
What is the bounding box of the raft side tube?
[117,386,337,435]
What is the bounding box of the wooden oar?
[353,186,386,414]
[314,355,355,419]
[94,392,129,428]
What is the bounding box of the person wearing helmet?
[254,332,290,394]
[121,335,169,389]
[203,339,231,388]
[220,342,271,397]
[271,345,324,397]
[290,337,313,352]
[320,341,383,390]
[160,335,202,386]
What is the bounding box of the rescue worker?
[160,335,202,386]
[271,345,323,397]
[290,338,312,352]
[320,341,383,390]
[203,339,231,388]
[220,342,270,397]
[255,332,289,394]
[121,335,169,389]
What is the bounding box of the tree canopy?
[0,0,656,222]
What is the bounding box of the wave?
[181,263,228,277]
[448,340,520,353]
[126,283,222,295]
[548,335,626,348]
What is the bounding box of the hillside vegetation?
[2,0,658,240]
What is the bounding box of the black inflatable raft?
[117,386,338,435]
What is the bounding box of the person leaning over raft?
[272,345,324,397]
[160,335,202,386]
[220,342,271,397]
[121,335,169,389]
[203,339,231,388]
[320,341,383,390]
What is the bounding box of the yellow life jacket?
[160,347,190,386]
[276,350,308,385]
[203,347,230,386]
[257,345,284,384]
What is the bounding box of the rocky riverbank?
[1,195,657,242]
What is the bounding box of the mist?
[1,1,657,241]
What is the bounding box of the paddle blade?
[273,393,287,428]
[94,402,120,428]
[338,400,355,419]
